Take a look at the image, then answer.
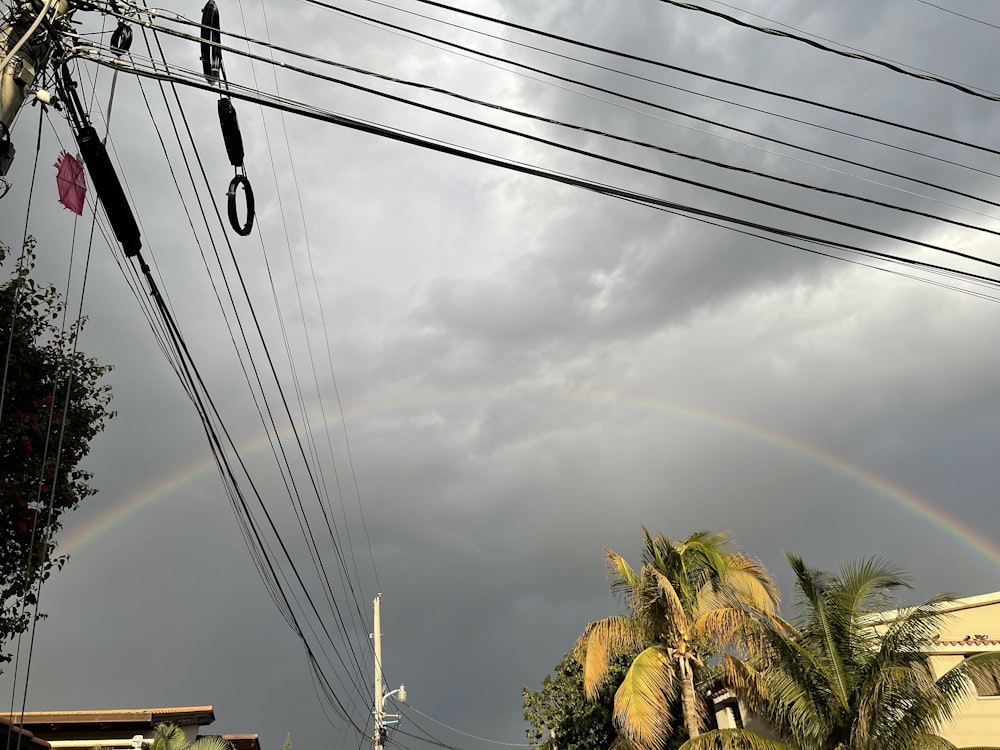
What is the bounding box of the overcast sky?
[3,1,1000,749]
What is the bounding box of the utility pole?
[372,594,406,750]
[0,0,142,253]
[374,593,385,750]
[1,0,74,175]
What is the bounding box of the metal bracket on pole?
[0,121,14,178]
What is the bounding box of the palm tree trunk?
[679,655,701,738]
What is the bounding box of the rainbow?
[56,389,1000,568]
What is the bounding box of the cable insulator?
[77,125,142,257]
[110,22,132,54]
[227,173,254,236]
[200,0,222,80]
[217,96,244,167]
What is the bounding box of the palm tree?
[575,529,781,750]
[690,555,1000,750]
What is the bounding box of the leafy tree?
[525,651,672,750]
[524,650,690,750]
[0,236,114,668]
[691,555,1000,750]
[576,529,780,750]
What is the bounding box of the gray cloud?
[4,2,1000,750]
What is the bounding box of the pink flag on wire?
[55,151,86,215]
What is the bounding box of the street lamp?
[375,683,407,750]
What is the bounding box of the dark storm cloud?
[4,2,1000,750]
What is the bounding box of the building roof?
[936,639,1000,647]
[15,708,216,738]
[2,715,53,750]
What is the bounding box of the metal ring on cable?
[111,22,132,54]
[200,0,222,80]
[227,173,254,236]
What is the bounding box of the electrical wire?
[402,706,535,747]
[912,0,1000,31]
[656,0,1000,101]
[73,45,1000,294]
[0,0,56,72]
[72,38,1000,276]
[88,12,1000,243]
[102,1,1000,230]
[394,0,1000,157]
[135,20,375,709]
[26,3,1000,738]
[702,0,996,90]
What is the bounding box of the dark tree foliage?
[524,652,689,750]
[0,237,114,668]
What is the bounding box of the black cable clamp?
[227,171,254,236]
[111,21,133,54]
[218,96,244,167]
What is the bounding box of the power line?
[402,706,535,748]
[73,45,1000,293]
[395,0,1000,157]
[87,37,1000,273]
[112,0,1000,226]
[656,0,1000,101]
[70,20,1000,283]
[702,0,995,87]
[104,19,376,721]
[111,9,1000,242]
[912,0,1000,31]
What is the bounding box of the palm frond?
[609,548,643,606]
[833,557,911,617]
[908,734,958,750]
[936,651,1000,712]
[190,738,233,750]
[579,616,646,699]
[647,565,688,638]
[613,646,678,750]
[786,553,852,711]
[705,555,780,617]
[691,606,763,653]
[677,729,794,750]
[152,725,189,750]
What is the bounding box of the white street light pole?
[372,594,406,750]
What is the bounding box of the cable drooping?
[394,0,1000,156]
[93,11,1000,243]
[74,37,1000,275]
[102,1,1000,223]
[913,0,1000,31]
[656,0,1000,101]
[73,46,1000,294]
